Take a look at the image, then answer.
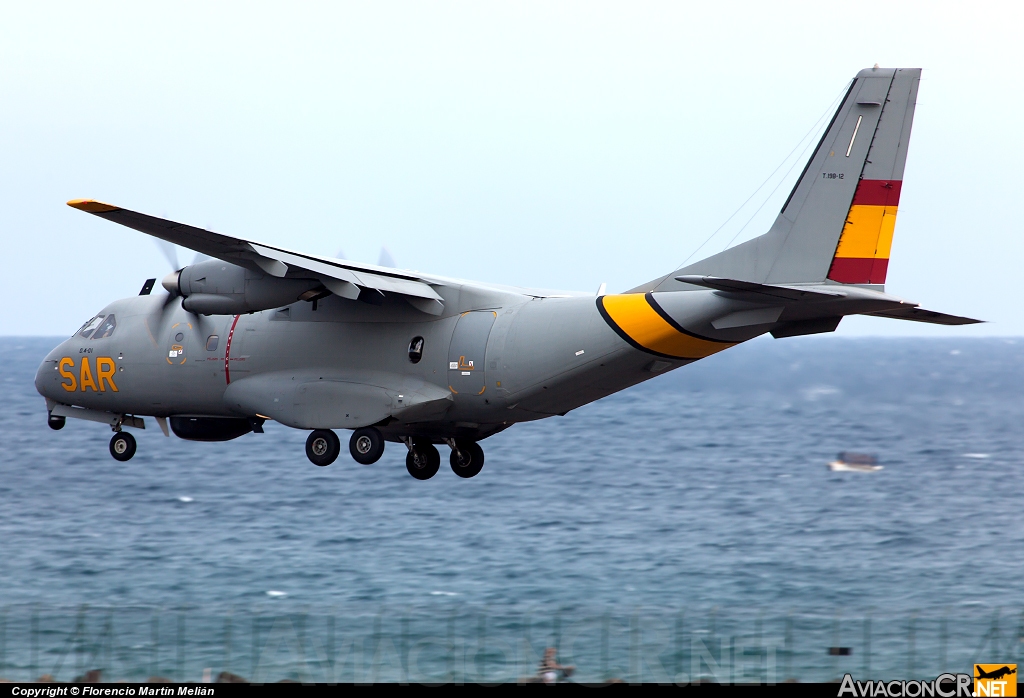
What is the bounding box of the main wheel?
[306,429,340,466]
[349,427,385,464]
[406,442,440,480]
[449,440,484,478]
[109,431,137,462]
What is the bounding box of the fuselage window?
[92,314,116,339]
[78,315,105,339]
[206,335,220,352]
[408,336,424,364]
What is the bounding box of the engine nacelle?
[163,259,320,315]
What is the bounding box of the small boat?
[828,452,883,472]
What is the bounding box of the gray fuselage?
[35,284,709,443]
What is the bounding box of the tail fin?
[652,67,921,290]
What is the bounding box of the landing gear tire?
[449,440,484,478]
[349,427,385,465]
[306,429,341,466]
[406,442,440,480]
[47,414,65,431]
[109,431,137,462]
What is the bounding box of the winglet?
[67,199,120,213]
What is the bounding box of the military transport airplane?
[36,67,980,480]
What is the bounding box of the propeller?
[332,246,395,266]
[151,240,209,297]
[378,245,396,268]
[155,239,179,271]
[147,240,203,317]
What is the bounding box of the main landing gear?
[448,439,484,479]
[405,440,441,480]
[306,429,341,466]
[350,427,385,464]
[403,438,484,480]
[305,427,387,467]
[304,427,485,480]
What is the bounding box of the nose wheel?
[349,427,385,464]
[109,431,137,462]
[306,429,341,466]
[449,439,484,478]
[405,441,441,480]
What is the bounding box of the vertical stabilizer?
[647,67,920,291]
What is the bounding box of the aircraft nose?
[35,340,71,401]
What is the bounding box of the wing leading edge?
[67,199,444,313]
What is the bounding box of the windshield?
[77,315,104,339]
[92,314,116,339]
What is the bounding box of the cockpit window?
[77,315,104,339]
[92,314,116,339]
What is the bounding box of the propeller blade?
[154,239,180,271]
[378,245,396,268]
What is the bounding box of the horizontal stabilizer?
[863,307,982,325]
[674,275,845,301]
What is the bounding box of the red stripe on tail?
[827,257,889,284]
[851,179,902,207]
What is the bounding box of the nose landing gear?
[448,439,484,478]
[306,429,341,466]
[109,431,137,462]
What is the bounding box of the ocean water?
[0,335,1022,682]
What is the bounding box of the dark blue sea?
[0,336,1021,683]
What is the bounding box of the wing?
[68,199,445,313]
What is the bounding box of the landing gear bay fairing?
[37,67,979,478]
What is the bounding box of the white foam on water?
[266,590,287,597]
[962,453,991,459]
[178,496,194,502]
[430,591,458,597]
[801,385,840,401]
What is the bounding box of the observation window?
[206,335,220,352]
[408,336,424,364]
[92,314,116,339]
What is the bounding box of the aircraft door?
[447,311,496,397]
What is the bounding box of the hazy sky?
[2,1,1020,336]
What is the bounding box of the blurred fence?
[0,605,1021,683]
